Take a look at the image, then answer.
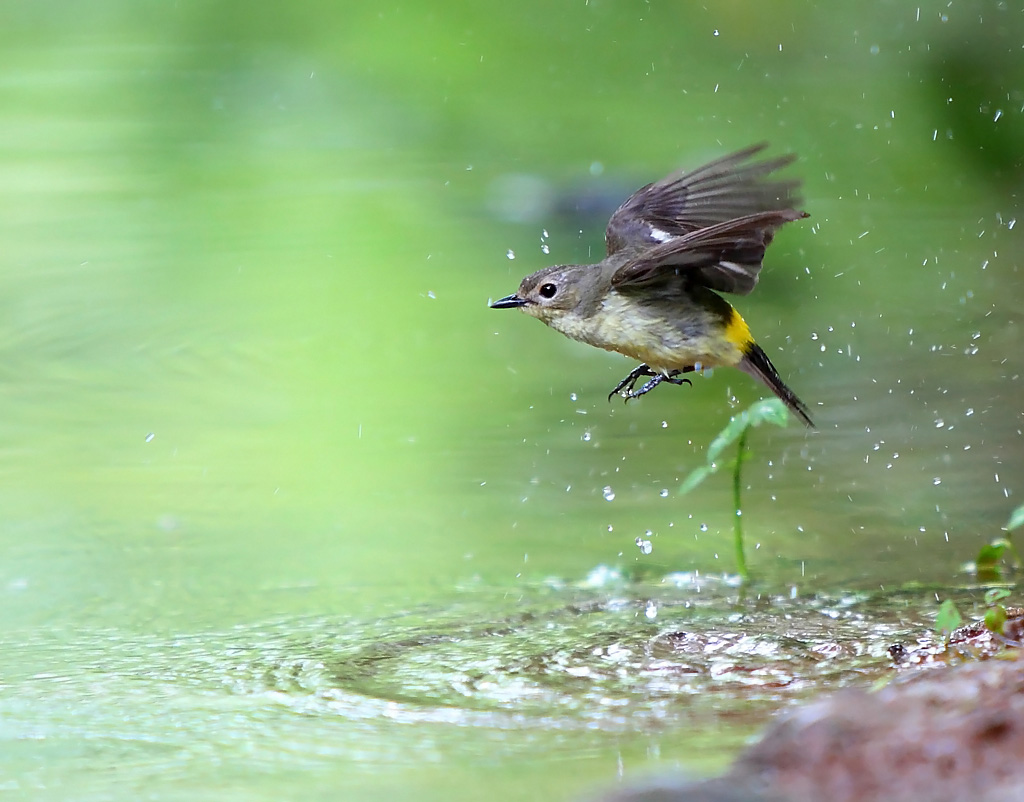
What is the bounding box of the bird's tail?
[737,342,814,428]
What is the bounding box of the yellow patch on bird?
[724,307,754,350]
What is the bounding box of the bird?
[490,143,814,428]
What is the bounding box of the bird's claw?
[608,364,657,401]
[609,364,693,402]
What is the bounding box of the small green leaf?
[935,599,963,637]
[1006,503,1024,533]
[745,397,791,428]
[678,464,713,495]
[679,398,791,497]
[984,587,1012,605]
[984,605,1006,635]
[976,540,1009,571]
[705,415,749,463]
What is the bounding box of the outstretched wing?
[604,143,803,259]
[610,210,808,295]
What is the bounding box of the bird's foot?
[609,365,693,402]
[608,364,658,400]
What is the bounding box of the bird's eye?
[539,283,557,299]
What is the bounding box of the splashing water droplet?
[506,249,515,260]
[635,536,653,555]
[644,600,658,619]
[603,486,616,501]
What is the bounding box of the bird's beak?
[490,294,527,309]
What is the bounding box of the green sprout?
[973,502,1023,581]
[934,599,964,644]
[934,589,1013,647]
[678,397,792,580]
[983,587,1012,635]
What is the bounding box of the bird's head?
[490,264,595,325]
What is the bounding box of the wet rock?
[597,650,1024,802]
[888,606,1024,667]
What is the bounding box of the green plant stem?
[733,427,749,581]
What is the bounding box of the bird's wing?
[604,143,803,258]
[609,210,808,295]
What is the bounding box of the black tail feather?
[738,343,814,428]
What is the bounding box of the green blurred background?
[0,1,1022,799]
